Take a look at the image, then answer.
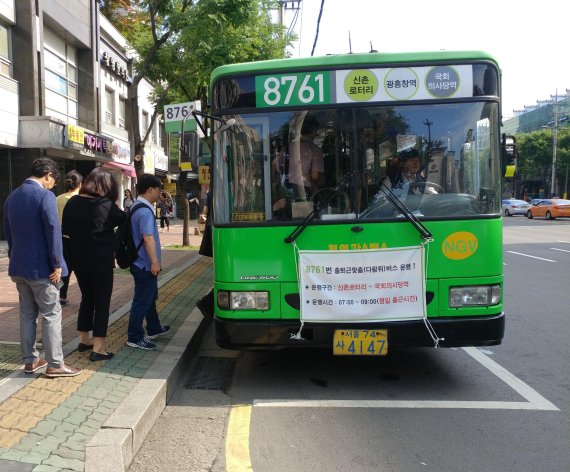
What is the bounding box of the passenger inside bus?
[287,114,325,201]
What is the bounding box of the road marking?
[253,348,558,412]
[550,248,570,253]
[507,251,557,262]
[462,347,558,410]
[226,404,253,472]
[558,240,570,244]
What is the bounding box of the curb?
[85,307,209,472]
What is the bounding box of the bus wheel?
[527,210,533,219]
[546,211,554,220]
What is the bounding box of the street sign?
[164,101,201,134]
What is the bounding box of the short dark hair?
[29,158,60,182]
[64,170,83,191]
[301,115,319,135]
[398,148,420,160]
[136,174,162,194]
[80,167,119,202]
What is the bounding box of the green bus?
[206,51,504,354]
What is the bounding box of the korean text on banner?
[298,246,426,323]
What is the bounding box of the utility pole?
[550,91,559,197]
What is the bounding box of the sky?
[280,0,569,117]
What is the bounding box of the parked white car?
[502,198,530,216]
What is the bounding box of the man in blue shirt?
[127,174,170,350]
[3,158,81,377]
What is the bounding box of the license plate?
[333,329,388,356]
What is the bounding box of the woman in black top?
[62,168,126,361]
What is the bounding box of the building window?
[0,23,11,77]
[105,88,115,124]
[43,28,78,123]
[118,97,126,130]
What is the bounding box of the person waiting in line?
[196,189,214,318]
[4,158,82,377]
[62,167,126,361]
[123,188,135,212]
[127,174,171,350]
[56,170,83,306]
[287,114,325,201]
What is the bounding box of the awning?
[102,161,137,178]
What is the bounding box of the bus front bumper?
[214,313,504,350]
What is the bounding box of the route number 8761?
[256,72,331,107]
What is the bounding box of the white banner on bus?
[298,246,426,323]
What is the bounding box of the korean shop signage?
[66,125,112,156]
[255,65,473,107]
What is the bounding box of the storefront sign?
[84,131,113,155]
[111,139,131,164]
[101,52,129,81]
[67,125,84,145]
[198,165,210,184]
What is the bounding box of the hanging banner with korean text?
[298,246,426,322]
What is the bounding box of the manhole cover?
[0,343,24,380]
[186,357,235,391]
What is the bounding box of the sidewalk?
[0,219,212,471]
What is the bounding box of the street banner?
[298,246,426,322]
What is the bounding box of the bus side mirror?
[502,134,516,177]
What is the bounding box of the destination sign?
[255,65,473,108]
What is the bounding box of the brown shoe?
[24,358,48,374]
[44,364,82,378]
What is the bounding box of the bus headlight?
[449,285,501,307]
[217,291,269,310]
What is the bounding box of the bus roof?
[210,50,499,83]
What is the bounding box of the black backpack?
[115,204,152,269]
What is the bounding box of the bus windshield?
[213,101,501,224]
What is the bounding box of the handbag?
[198,224,213,257]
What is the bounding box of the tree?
[515,127,570,197]
[104,0,293,244]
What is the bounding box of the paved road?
[131,217,570,472]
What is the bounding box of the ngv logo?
[442,231,478,260]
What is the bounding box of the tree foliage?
[516,128,570,194]
[102,0,292,175]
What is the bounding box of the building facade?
[0,1,168,239]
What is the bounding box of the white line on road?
[550,248,570,253]
[253,399,552,410]
[462,347,558,411]
[507,251,557,262]
[557,240,570,244]
[253,348,559,412]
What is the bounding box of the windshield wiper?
[284,185,346,244]
[379,183,432,241]
[284,200,320,243]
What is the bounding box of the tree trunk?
[177,170,190,246]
